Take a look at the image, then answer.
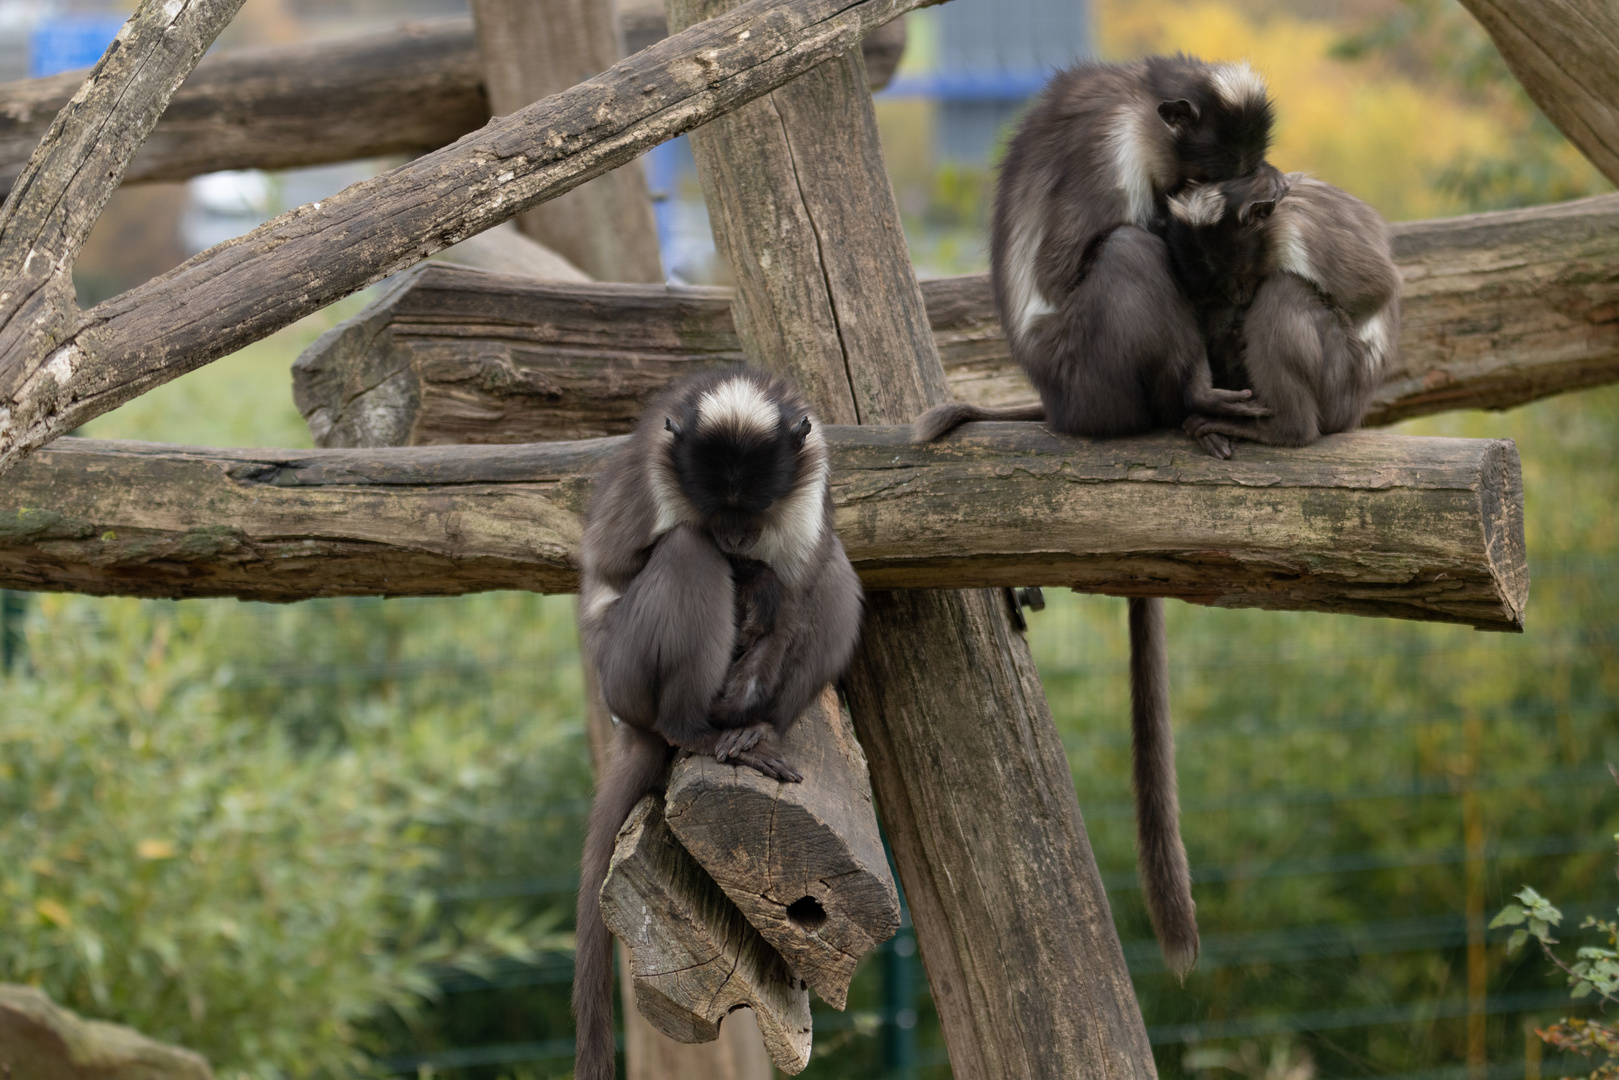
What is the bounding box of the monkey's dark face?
[1166,164,1287,306]
[665,382,812,556]
[1147,55,1274,186]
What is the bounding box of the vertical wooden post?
[664,4,1159,1076]
[469,0,664,283]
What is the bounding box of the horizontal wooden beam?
[0,12,905,199]
[293,193,1619,447]
[0,430,1527,630]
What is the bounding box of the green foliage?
[0,592,592,1079]
[1333,0,1612,212]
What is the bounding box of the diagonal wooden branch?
[0,0,244,442]
[0,0,933,481]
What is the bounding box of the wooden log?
[1458,0,1619,186]
[470,0,664,283]
[664,0,1160,1072]
[0,428,1528,628]
[599,796,813,1074]
[0,983,214,1080]
[0,0,935,480]
[0,19,488,201]
[664,687,900,1010]
[0,12,905,201]
[290,193,1619,445]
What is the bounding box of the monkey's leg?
[595,524,738,746]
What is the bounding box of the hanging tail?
[573,724,673,1080]
[910,401,1046,442]
[1128,596,1199,981]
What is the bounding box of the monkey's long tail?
[574,724,674,1080]
[1129,596,1200,982]
[910,401,1046,442]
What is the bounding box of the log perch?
[664,687,900,1010]
[292,193,1619,445]
[599,796,813,1074]
[0,429,1527,628]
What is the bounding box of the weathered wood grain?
[470,0,664,283]
[0,19,488,201]
[664,687,899,1010]
[1458,0,1619,186]
[292,193,1619,446]
[0,0,935,480]
[0,11,905,201]
[599,797,813,1074]
[0,429,1528,629]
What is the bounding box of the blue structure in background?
[29,14,127,78]
[885,0,1091,162]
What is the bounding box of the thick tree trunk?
[470,0,664,283]
[664,0,1160,1072]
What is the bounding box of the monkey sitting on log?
[573,365,863,1080]
[1163,170,1402,448]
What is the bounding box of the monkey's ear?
[791,415,812,446]
[665,416,683,438]
[1157,98,1199,130]
[1241,199,1276,224]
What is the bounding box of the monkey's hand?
[1187,386,1271,420]
[713,724,803,783]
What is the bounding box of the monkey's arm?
[591,523,739,748]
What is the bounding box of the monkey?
[907,55,1287,981]
[910,53,1278,453]
[572,365,863,1080]
[1164,171,1401,449]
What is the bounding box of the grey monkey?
[573,365,863,1080]
[1165,171,1401,449]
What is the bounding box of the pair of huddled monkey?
[575,52,1400,1079]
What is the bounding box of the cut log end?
[665,686,900,1010]
[600,796,813,1074]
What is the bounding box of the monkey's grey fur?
[573,366,863,1080]
[1171,172,1401,448]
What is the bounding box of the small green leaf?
[1508,929,1529,953]
[1530,919,1551,941]
[1491,904,1527,928]
[1572,980,1593,998]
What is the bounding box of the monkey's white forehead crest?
[1211,61,1267,109]
[1170,185,1226,226]
[696,377,779,436]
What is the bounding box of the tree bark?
[470,0,664,283]
[0,0,934,480]
[664,0,1159,1072]
[290,192,1619,446]
[0,430,1529,628]
[0,984,214,1080]
[1457,0,1619,186]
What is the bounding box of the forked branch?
[0,0,934,480]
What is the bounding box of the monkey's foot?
[712,724,802,783]
[713,723,769,761]
[1189,387,1271,420]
